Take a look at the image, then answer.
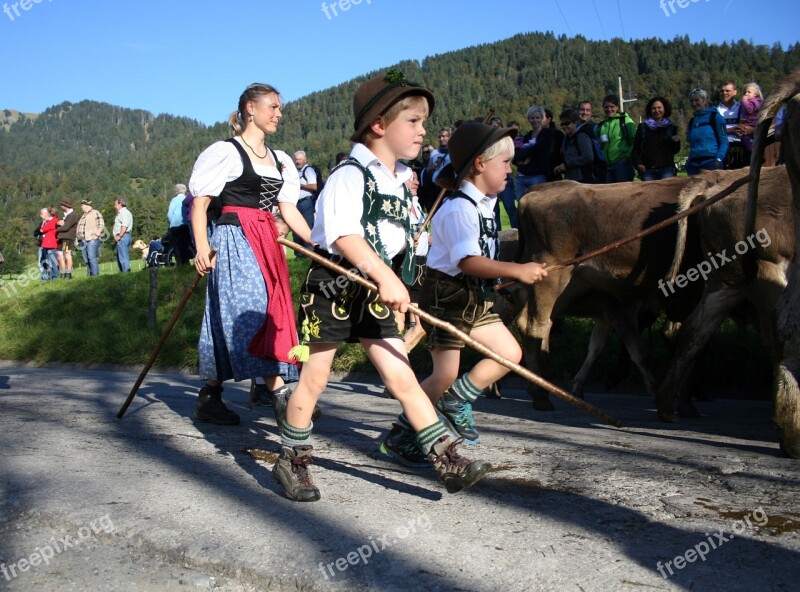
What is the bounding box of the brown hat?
[60,197,73,208]
[351,68,435,143]
[436,121,517,191]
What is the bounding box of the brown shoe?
[193,385,240,425]
[272,445,321,502]
[427,437,491,494]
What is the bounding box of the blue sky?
[1,0,797,126]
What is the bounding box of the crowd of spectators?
[403,79,783,230]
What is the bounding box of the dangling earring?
[249,114,254,122]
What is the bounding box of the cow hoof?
[531,396,555,411]
[779,440,800,460]
[657,409,679,423]
[677,402,701,418]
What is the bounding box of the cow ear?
[435,163,458,191]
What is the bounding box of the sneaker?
[272,445,321,502]
[427,436,491,494]
[379,423,431,468]
[250,383,272,407]
[436,388,479,444]
[193,385,240,425]
[271,386,321,432]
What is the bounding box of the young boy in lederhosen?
[270,71,491,502]
[381,122,548,465]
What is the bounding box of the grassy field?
[0,233,772,397]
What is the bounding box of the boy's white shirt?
[426,180,497,277]
[311,143,412,258]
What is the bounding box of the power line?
[616,0,626,38]
[553,0,573,36]
[592,0,607,38]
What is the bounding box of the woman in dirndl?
[188,83,311,425]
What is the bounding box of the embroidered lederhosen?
[419,190,502,348]
[296,159,415,344]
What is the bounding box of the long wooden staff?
[277,237,622,428]
[494,172,753,291]
[117,251,216,419]
[414,109,496,242]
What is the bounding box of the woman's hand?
[194,248,216,276]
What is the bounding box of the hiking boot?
[379,423,431,468]
[271,386,320,432]
[436,388,479,444]
[272,445,321,502]
[250,382,272,407]
[427,436,491,494]
[193,385,240,425]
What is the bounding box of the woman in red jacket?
[38,206,59,280]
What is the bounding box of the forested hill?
[1,32,799,267]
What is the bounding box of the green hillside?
[1,32,798,269]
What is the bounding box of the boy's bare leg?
[462,323,522,389]
[365,336,491,492]
[272,343,337,503]
[427,323,521,444]
[361,337,438,429]
[284,343,338,428]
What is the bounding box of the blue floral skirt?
[198,224,299,383]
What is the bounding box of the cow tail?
[744,68,800,279]
[667,178,709,283]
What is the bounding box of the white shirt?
[298,165,317,201]
[426,180,497,277]
[188,139,300,205]
[409,195,429,256]
[717,101,742,144]
[311,143,412,258]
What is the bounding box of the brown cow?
[656,166,793,430]
[743,69,800,459]
[503,174,733,409]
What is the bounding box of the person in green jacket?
[596,94,637,183]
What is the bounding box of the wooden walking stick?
[494,172,753,291]
[414,109,496,242]
[117,250,216,419]
[277,237,622,427]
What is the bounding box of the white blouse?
[189,139,301,205]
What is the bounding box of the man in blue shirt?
[166,183,192,264]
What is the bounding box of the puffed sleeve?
[275,150,300,205]
[189,141,241,198]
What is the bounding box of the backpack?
[573,125,607,183]
[300,164,325,203]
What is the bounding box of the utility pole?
[618,76,638,113]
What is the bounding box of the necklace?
[240,136,267,159]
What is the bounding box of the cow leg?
[607,305,659,400]
[517,317,555,411]
[572,319,612,399]
[656,287,743,422]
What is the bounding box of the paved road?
[1,363,798,591]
